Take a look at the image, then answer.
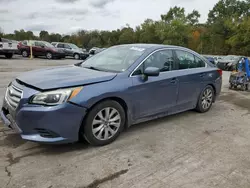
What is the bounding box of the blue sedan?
[1,44,222,146]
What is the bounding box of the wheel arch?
[78,96,129,140]
[207,83,216,102]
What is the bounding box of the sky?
[0,0,218,35]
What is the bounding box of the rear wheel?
[46,52,53,59]
[196,85,214,113]
[81,100,125,146]
[22,50,28,57]
[5,53,13,59]
[241,84,247,91]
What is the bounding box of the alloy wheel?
[47,53,52,59]
[74,54,80,60]
[92,107,121,141]
[22,51,28,57]
[201,88,213,110]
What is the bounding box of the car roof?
[53,42,72,45]
[113,43,193,51]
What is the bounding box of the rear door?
[57,43,66,54]
[131,49,179,119]
[64,44,74,56]
[173,49,207,109]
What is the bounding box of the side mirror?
[144,67,160,77]
[41,45,45,48]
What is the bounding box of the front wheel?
[81,100,125,146]
[46,52,53,59]
[74,53,80,60]
[196,85,214,113]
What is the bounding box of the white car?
[0,38,18,59]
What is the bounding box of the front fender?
[69,78,133,110]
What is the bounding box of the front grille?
[5,84,23,109]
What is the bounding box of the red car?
[18,40,65,59]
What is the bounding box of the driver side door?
[130,49,179,119]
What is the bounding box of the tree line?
[1,0,249,55]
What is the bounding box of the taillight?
[217,69,222,76]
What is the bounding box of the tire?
[81,100,125,146]
[196,85,214,113]
[74,53,80,60]
[241,84,247,91]
[22,50,28,57]
[46,52,53,59]
[5,53,13,59]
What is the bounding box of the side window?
[35,42,44,47]
[64,44,71,49]
[34,42,39,47]
[175,50,196,69]
[132,50,174,76]
[195,56,206,68]
[57,43,64,48]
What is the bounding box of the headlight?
[30,87,82,106]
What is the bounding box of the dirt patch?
[82,169,128,188]
[0,133,27,148]
[219,92,250,113]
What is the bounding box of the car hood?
[16,65,117,90]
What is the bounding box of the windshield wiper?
[83,66,103,71]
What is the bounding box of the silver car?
[52,42,89,60]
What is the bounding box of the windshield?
[70,44,79,49]
[82,46,145,72]
[44,41,55,48]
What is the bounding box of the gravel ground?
[1,56,250,188]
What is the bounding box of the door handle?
[170,78,177,84]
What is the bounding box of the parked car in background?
[18,40,65,59]
[213,56,224,64]
[0,44,222,146]
[216,55,244,71]
[0,38,18,59]
[89,47,106,57]
[203,55,215,65]
[51,42,89,60]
